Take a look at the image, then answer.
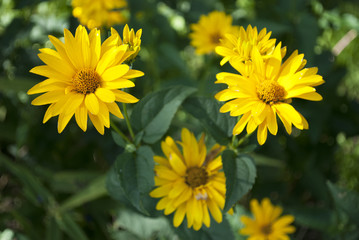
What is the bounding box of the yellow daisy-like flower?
[72,0,128,29]
[189,11,239,55]
[149,128,227,231]
[110,24,142,63]
[27,25,144,134]
[215,43,324,145]
[240,198,296,240]
[215,25,277,66]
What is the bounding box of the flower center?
[260,224,273,235]
[72,68,101,94]
[211,32,222,45]
[185,167,208,188]
[257,80,286,104]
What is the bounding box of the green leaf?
[327,181,359,226]
[111,208,175,240]
[222,150,256,212]
[55,212,88,240]
[183,97,236,145]
[106,146,156,215]
[50,171,102,193]
[0,77,37,93]
[59,175,107,212]
[130,85,197,144]
[0,152,53,206]
[174,217,235,240]
[45,217,62,240]
[111,130,127,147]
[290,206,336,231]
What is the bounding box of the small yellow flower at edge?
[240,198,295,240]
[189,11,239,55]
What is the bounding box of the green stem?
[122,103,135,141]
[236,132,252,148]
[111,120,132,144]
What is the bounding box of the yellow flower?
[110,24,142,63]
[215,43,324,145]
[149,128,227,230]
[240,198,295,240]
[215,25,277,67]
[72,0,128,29]
[27,25,144,134]
[189,11,239,55]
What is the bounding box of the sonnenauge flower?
[72,0,128,29]
[110,24,142,63]
[215,43,324,145]
[27,25,143,134]
[189,11,239,55]
[215,25,277,67]
[240,198,295,240]
[149,128,227,230]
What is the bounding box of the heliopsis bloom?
[72,0,128,29]
[240,198,295,240]
[215,43,324,145]
[189,11,239,55]
[28,25,144,134]
[110,24,142,63]
[215,25,277,67]
[149,128,227,230]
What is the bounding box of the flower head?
[215,25,277,67]
[215,43,324,145]
[240,198,295,240]
[110,24,142,63]
[149,128,227,230]
[189,11,239,55]
[72,0,128,29]
[28,25,144,134]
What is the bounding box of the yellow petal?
[207,199,222,223]
[88,28,101,68]
[122,69,144,79]
[113,90,139,103]
[168,153,187,176]
[27,79,67,95]
[85,93,99,115]
[102,79,135,89]
[106,102,123,119]
[57,110,75,133]
[257,122,268,145]
[233,112,251,135]
[75,103,88,132]
[64,28,83,69]
[101,64,130,81]
[296,92,323,101]
[30,65,70,82]
[95,88,115,103]
[43,103,55,123]
[31,90,64,105]
[96,47,119,75]
[173,204,186,227]
[89,113,104,134]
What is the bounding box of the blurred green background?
[1,0,359,239]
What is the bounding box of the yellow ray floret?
[215,25,278,68]
[150,128,227,230]
[28,25,144,134]
[189,11,239,55]
[240,198,295,240]
[110,24,142,63]
[72,0,128,29]
[215,42,324,145]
